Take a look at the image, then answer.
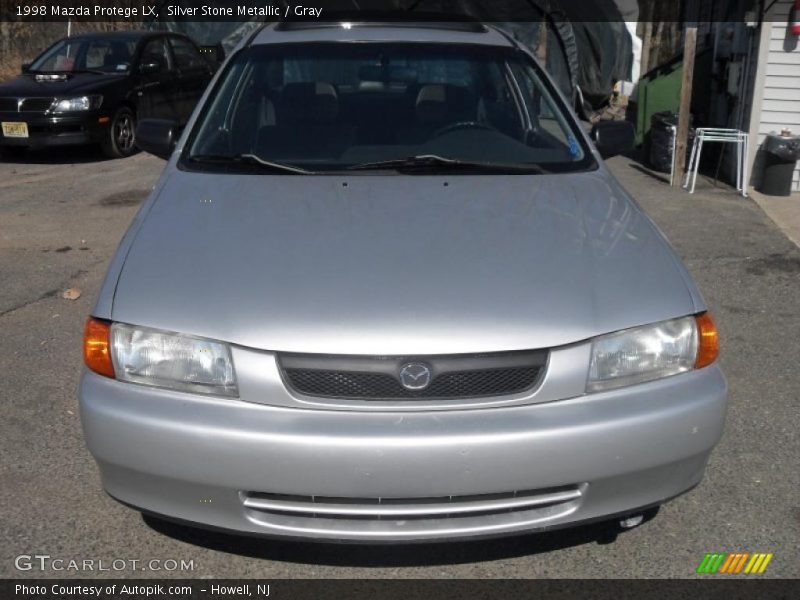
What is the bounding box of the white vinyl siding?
[751,1,800,191]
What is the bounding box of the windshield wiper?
[187,153,312,174]
[346,154,549,174]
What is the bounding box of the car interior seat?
[399,84,477,144]
[256,82,354,161]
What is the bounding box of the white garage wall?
[749,0,800,192]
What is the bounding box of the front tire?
[101,107,137,158]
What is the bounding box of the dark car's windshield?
[185,42,594,173]
[29,37,136,74]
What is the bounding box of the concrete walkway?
[749,189,800,249]
[626,157,800,250]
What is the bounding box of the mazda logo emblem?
[399,362,432,390]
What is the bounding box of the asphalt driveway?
[0,148,798,578]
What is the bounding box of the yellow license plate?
[2,122,29,138]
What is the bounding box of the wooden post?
[640,0,653,76]
[673,25,697,187]
[537,20,548,63]
[640,21,653,76]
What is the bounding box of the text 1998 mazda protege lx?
[80,21,726,542]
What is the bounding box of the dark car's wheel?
[102,107,137,158]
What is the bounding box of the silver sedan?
[80,21,726,542]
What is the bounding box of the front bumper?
[80,366,727,542]
[0,111,106,149]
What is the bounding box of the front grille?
[241,485,585,538]
[243,486,582,519]
[286,367,541,399]
[0,97,54,112]
[279,350,546,400]
[22,97,54,112]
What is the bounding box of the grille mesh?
[22,98,54,112]
[0,97,54,112]
[284,366,541,400]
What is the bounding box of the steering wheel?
[432,121,494,137]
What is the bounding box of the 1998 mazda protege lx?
[80,21,726,542]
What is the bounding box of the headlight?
[50,95,103,113]
[109,323,237,397]
[587,315,716,392]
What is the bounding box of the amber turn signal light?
[695,312,719,369]
[84,317,115,378]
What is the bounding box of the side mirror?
[139,62,162,75]
[136,119,178,160]
[21,63,30,73]
[591,120,635,159]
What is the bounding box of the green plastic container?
[633,49,712,147]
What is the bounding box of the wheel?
[101,107,137,158]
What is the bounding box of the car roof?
[251,22,515,48]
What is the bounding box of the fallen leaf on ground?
[62,288,81,300]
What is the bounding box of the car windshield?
[29,37,136,74]
[186,42,594,173]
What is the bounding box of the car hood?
[0,73,122,97]
[111,169,699,355]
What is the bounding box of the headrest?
[279,82,338,123]
[415,84,475,125]
[415,84,447,124]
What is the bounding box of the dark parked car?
[0,31,213,158]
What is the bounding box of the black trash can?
[648,112,678,173]
[648,111,694,173]
[758,133,800,196]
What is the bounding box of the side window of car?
[140,38,172,72]
[170,37,204,71]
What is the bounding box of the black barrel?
[758,133,800,197]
